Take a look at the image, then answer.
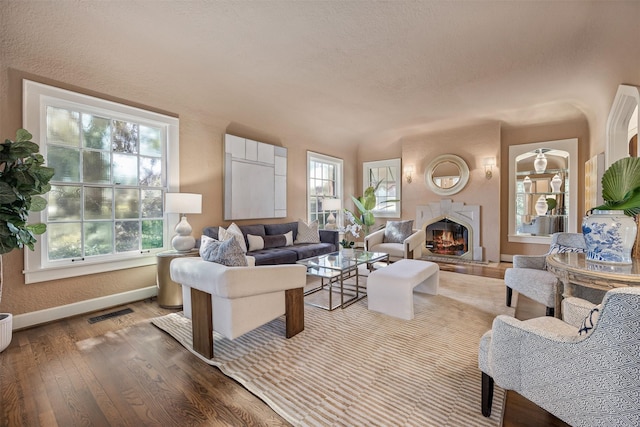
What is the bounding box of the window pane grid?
[308,154,342,229]
[45,104,166,261]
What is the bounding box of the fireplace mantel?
[416,199,484,261]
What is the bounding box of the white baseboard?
[500,254,514,262]
[12,286,158,331]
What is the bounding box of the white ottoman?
[367,259,439,320]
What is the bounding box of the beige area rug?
[152,271,510,427]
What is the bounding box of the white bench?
[367,259,439,320]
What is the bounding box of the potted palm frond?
[582,156,640,264]
[0,129,54,352]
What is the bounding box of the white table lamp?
[165,193,202,252]
[323,198,342,230]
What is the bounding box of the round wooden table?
[546,252,640,315]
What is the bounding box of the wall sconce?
[404,165,415,183]
[484,157,496,180]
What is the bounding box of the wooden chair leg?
[190,288,214,359]
[506,287,513,307]
[481,371,494,417]
[285,288,304,338]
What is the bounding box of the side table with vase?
[156,249,199,308]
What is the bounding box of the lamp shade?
[323,198,341,211]
[165,193,202,214]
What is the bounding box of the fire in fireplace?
[425,218,469,256]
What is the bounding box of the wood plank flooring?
[0,262,568,427]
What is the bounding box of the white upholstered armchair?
[364,220,425,262]
[479,287,640,426]
[170,256,307,359]
[505,232,586,316]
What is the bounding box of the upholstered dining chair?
[505,232,586,316]
[479,287,640,426]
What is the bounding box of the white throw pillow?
[294,219,320,244]
[247,234,265,251]
[219,222,247,253]
[284,230,293,246]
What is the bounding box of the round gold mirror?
[424,154,469,195]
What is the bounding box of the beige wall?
[0,69,356,316]
[500,119,590,257]
[401,122,501,262]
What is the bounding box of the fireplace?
[426,218,469,256]
[416,199,483,261]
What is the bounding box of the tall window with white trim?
[23,80,179,283]
[307,152,343,228]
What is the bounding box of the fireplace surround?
[416,199,483,261]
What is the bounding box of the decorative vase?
[534,151,547,173]
[523,176,532,193]
[0,313,12,353]
[582,210,637,264]
[550,174,562,193]
[535,196,548,216]
[341,248,355,258]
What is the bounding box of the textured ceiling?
[2,1,640,148]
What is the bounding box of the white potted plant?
[0,129,54,352]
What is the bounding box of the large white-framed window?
[363,158,401,218]
[307,152,343,229]
[23,80,180,283]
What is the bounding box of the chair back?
[548,232,586,253]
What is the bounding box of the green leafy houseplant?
[593,156,640,216]
[0,129,53,352]
[345,181,399,236]
[346,185,378,236]
[0,129,54,254]
[339,239,355,249]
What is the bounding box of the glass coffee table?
[297,250,389,310]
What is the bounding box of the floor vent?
[88,308,134,324]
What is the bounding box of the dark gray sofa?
[203,222,339,266]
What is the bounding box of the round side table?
[156,249,199,308]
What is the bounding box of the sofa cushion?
[219,223,248,253]
[265,222,298,240]
[288,242,336,260]
[249,248,299,265]
[199,235,248,267]
[247,232,293,251]
[383,220,414,243]
[203,226,219,240]
[295,219,320,244]
[238,224,266,239]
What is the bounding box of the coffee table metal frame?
[297,250,389,311]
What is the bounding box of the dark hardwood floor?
[0,261,568,427]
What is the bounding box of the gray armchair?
[505,232,586,316]
[479,287,640,426]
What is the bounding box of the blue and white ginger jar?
[582,209,637,264]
